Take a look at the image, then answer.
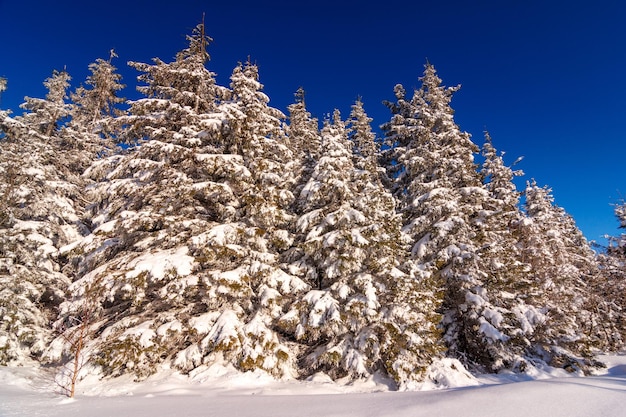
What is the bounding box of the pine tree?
[286,88,322,215]
[215,60,307,375]
[72,50,126,129]
[519,181,599,371]
[466,133,534,372]
[589,203,626,350]
[0,76,85,364]
[57,24,306,380]
[381,83,418,196]
[56,22,237,379]
[278,109,414,386]
[281,112,364,375]
[225,59,297,249]
[384,63,492,374]
[18,70,72,137]
[66,50,126,170]
[347,98,377,168]
[349,99,444,388]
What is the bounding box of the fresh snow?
[125,247,194,280]
[1,354,624,417]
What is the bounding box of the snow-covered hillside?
[1,354,624,417]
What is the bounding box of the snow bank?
[0,354,624,417]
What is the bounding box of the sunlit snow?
[1,354,624,417]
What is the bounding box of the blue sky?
[1,0,624,245]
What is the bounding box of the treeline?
[0,22,624,392]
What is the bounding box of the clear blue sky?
[1,0,624,245]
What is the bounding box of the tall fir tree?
[18,70,72,137]
[0,73,86,364]
[55,22,239,379]
[347,98,378,169]
[383,63,492,373]
[518,181,598,370]
[279,109,423,387]
[286,88,322,215]
[588,203,626,351]
[56,24,306,380]
[71,50,126,130]
[381,83,419,196]
[349,99,444,388]
[468,133,534,372]
[66,50,126,174]
[216,59,308,375]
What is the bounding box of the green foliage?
[97,335,165,380]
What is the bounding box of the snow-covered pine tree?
[226,60,299,261]
[469,133,535,372]
[277,108,415,386]
[55,22,237,379]
[0,74,86,364]
[286,87,322,215]
[71,50,126,131]
[66,50,126,172]
[347,98,377,170]
[586,203,626,351]
[280,111,349,374]
[287,87,321,162]
[348,99,444,388]
[56,23,304,380]
[519,180,599,371]
[280,111,359,359]
[383,64,533,377]
[381,83,419,197]
[17,70,72,137]
[210,60,308,375]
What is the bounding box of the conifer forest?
[0,22,624,392]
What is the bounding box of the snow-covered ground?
[1,354,625,417]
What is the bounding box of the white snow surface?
[125,247,194,280]
[1,354,624,417]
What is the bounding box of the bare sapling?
[53,280,102,398]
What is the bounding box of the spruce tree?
[519,181,598,370]
[286,88,322,215]
[587,203,626,351]
[66,50,126,173]
[55,22,241,379]
[469,133,533,372]
[347,98,377,169]
[71,50,126,130]
[0,74,85,364]
[281,111,369,377]
[383,63,491,373]
[58,24,305,380]
[278,109,417,386]
[18,70,72,137]
[217,60,307,375]
[349,99,442,388]
[381,83,419,197]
